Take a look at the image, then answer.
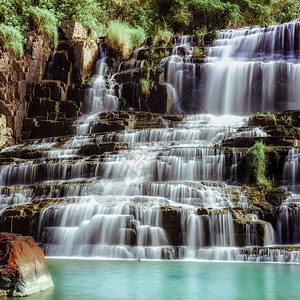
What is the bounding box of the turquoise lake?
[19,259,300,300]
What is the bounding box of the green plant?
[193,46,204,59]
[152,29,173,48]
[270,0,300,24]
[246,141,271,189]
[250,112,277,122]
[280,114,292,125]
[29,7,58,42]
[0,24,24,58]
[105,20,146,59]
[139,78,154,96]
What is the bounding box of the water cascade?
[2,20,300,262]
[164,20,300,115]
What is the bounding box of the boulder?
[0,233,53,297]
[59,20,88,40]
[71,38,98,83]
[161,206,187,245]
[149,83,174,114]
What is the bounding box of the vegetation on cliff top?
[0,0,299,58]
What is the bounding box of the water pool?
[16,259,300,300]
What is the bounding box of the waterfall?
[276,194,300,244]
[163,19,300,115]
[3,20,300,262]
[75,44,119,135]
[281,148,300,192]
[203,20,300,115]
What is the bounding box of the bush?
[189,0,241,31]
[193,46,204,58]
[0,24,24,58]
[29,7,58,42]
[246,141,271,188]
[270,0,300,24]
[105,20,146,59]
[152,29,173,48]
[139,78,153,96]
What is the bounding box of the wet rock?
[0,32,52,141]
[0,198,78,238]
[149,83,174,114]
[31,120,67,138]
[114,69,140,84]
[121,82,140,110]
[0,233,53,297]
[0,114,14,149]
[161,206,188,245]
[231,208,269,247]
[79,142,128,155]
[60,100,80,118]
[71,38,98,83]
[222,136,298,147]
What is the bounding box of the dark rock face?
[161,206,185,245]
[0,233,53,297]
[22,21,98,140]
[149,83,174,114]
[0,33,52,144]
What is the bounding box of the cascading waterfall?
[164,20,300,115]
[75,44,119,134]
[3,19,300,262]
[204,21,300,115]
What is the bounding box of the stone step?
[222,136,300,147]
[28,80,68,102]
[0,141,128,160]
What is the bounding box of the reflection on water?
[13,260,300,300]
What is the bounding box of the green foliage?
[139,78,154,96]
[152,29,173,48]
[0,0,299,61]
[250,112,277,122]
[189,0,241,31]
[270,0,300,24]
[105,20,146,59]
[0,24,24,58]
[280,114,292,125]
[193,46,204,58]
[246,141,271,189]
[29,7,58,42]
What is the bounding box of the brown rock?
[59,20,88,40]
[0,233,53,297]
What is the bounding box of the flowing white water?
[163,20,300,115]
[3,20,300,262]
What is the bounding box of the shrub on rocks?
[0,24,24,58]
[105,20,146,59]
[246,141,271,189]
[29,7,58,43]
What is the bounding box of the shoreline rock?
[0,233,53,297]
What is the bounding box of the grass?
[29,7,58,43]
[152,29,173,48]
[250,112,277,122]
[105,20,146,59]
[280,114,292,125]
[0,24,24,58]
